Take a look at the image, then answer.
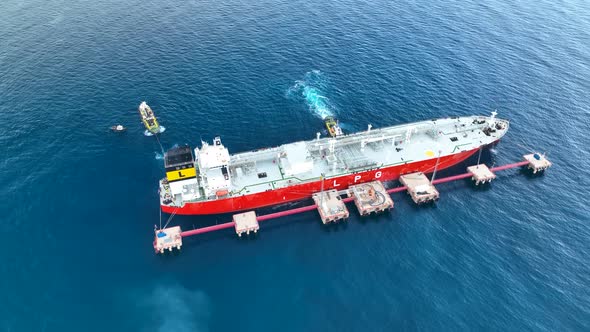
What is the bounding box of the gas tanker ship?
[159,112,508,215]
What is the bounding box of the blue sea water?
[1,0,590,330]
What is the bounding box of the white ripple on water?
[286,70,335,120]
[139,284,211,332]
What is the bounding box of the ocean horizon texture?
[1,0,590,331]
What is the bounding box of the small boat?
[324,116,343,137]
[110,124,126,132]
[138,101,162,135]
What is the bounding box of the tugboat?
[324,116,343,137]
[138,101,162,135]
[110,124,126,132]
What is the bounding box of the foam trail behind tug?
[155,143,179,160]
[287,70,335,119]
[144,126,166,137]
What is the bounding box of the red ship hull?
[162,147,481,215]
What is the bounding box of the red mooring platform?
[154,154,550,253]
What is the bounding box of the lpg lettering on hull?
[354,171,381,183]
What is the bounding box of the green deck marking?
[452,143,471,153]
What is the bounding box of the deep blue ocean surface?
[2,0,590,330]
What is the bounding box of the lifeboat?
[216,189,229,197]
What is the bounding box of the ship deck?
[225,115,508,196]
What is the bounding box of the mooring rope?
[162,205,180,230]
[154,132,165,156]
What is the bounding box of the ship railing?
[440,121,497,136]
[230,146,284,166]
[307,127,426,152]
[230,172,321,196]
[337,145,377,169]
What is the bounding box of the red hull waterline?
[162,146,483,215]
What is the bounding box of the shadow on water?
[155,249,183,259]
[518,168,548,180]
[467,179,494,192]
[352,208,393,220]
[319,220,349,233]
[353,211,396,229]
[404,197,439,212]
